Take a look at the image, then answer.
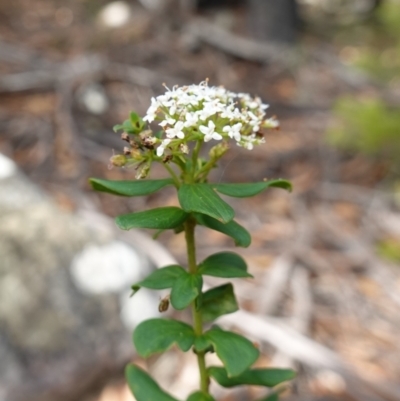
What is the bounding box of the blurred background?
[1,0,400,400]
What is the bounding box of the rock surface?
[0,153,158,401]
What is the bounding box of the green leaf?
[193,335,213,353]
[132,265,186,295]
[130,111,144,127]
[116,207,188,230]
[114,113,145,134]
[113,123,125,132]
[126,364,179,401]
[89,178,174,197]
[187,391,215,401]
[208,366,296,388]
[195,214,251,248]
[171,272,203,310]
[121,119,135,133]
[134,319,195,357]
[198,252,252,278]
[212,180,292,197]
[178,184,235,223]
[204,328,259,377]
[200,284,239,323]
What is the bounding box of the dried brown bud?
[121,132,130,142]
[139,130,153,140]
[123,146,131,155]
[143,136,157,149]
[162,154,173,163]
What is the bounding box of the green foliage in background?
[327,97,400,166]
[327,2,400,175]
[376,238,400,263]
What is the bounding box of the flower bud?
[143,136,157,149]
[180,143,189,154]
[123,146,131,155]
[209,142,229,159]
[139,130,153,140]
[135,163,150,179]
[130,148,142,160]
[109,154,127,167]
[262,116,279,129]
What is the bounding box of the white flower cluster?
[142,81,279,157]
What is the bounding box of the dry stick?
[289,265,312,335]
[0,53,181,94]
[54,80,86,181]
[315,206,400,308]
[266,199,314,369]
[258,197,313,315]
[184,17,400,105]
[258,255,294,316]
[270,264,312,369]
[0,54,105,92]
[184,19,295,65]
[0,42,53,67]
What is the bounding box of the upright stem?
[191,140,203,182]
[184,216,209,394]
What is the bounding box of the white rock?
[77,83,109,115]
[98,1,131,28]
[70,241,143,294]
[120,288,161,330]
[0,153,17,180]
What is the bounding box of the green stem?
[163,163,181,188]
[184,216,209,394]
[194,158,218,182]
[191,140,203,182]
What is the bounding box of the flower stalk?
[90,81,295,401]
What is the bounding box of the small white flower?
[184,112,198,128]
[199,121,222,142]
[197,103,219,121]
[143,97,159,123]
[159,117,176,127]
[223,122,242,141]
[141,81,276,154]
[157,94,174,107]
[247,111,262,131]
[177,93,199,107]
[169,104,177,115]
[238,133,265,150]
[156,139,171,157]
[166,121,185,139]
[231,108,242,120]
[220,104,234,119]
